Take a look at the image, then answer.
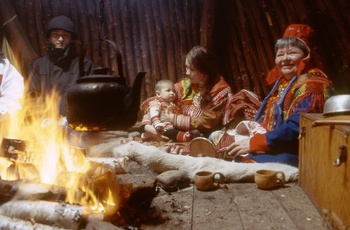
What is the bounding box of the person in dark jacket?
[28,15,93,116]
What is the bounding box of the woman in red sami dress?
[143,45,260,140]
[218,24,334,167]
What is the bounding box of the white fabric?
[210,120,267,146]
[149,104,160,120]
[0,58,24,116]
[231,120,267,141]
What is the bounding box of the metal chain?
[99,0,104,25]
[98,0,106,40]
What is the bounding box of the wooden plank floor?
[141,182,325,230]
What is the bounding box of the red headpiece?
[266,24,315,85]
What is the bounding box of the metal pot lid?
[323,94,350,116]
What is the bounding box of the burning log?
[6,162,39,181]
[113,174,158,227]
[0,214,63,230]
[5,180,67,202]
[0,180,17,204]
[53,171,86,203]
[87,157,130,176]
[83,171,120,214]
[116,162,158,211]
[0,200,83,229]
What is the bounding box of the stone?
[156,170,191,193]
[85,220,123,230]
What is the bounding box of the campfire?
[0,82,300,229]
[0,89,155,229]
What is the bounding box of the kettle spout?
[122,72,146,128]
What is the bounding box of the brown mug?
[194,171,225,191]
[254,169,285,190]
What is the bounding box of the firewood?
[54,171,87,203]
[0,180,18,204]
[0,179,67,202]
[0,214,64,230]
[87,160,118,178]
[82,171,120,219]
[0,200,83,229]
[9,180,67,201]
[87,157,130,176]
[6,162,39,181]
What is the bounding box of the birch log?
[0,200,83,229]
[0,214,64,230]
[10,181,67,201]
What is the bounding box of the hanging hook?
[96,0,124,78]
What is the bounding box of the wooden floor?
[115,159,325,229]
[141,182,326,230]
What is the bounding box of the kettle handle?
[103,38,124,78]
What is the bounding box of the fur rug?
[88,140,299,183]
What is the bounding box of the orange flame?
[0,83,119,216]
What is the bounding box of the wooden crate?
[299,113,350,229]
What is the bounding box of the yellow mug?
[194,171,225,191]
[254,169,285,190]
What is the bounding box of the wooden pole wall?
[3,0,350,103]
[0,0,38,77]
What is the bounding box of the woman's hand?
[218,138,250,159]
[160,110,175,123]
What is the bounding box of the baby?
[140,79,194,142]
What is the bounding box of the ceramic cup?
[254,169,285,190]
[194,171,225,191]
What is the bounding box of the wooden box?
[299,113,350,229]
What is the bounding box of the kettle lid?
[77,75,120,83]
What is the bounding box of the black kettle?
[66,40,146,131]
[66,71,145,131]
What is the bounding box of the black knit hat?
[46,16,78,39]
